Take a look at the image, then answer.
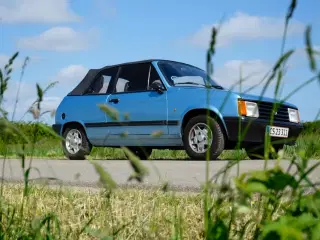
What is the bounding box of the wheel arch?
[62,121,87,136]
[181,108,229,140]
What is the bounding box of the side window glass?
[148,65,164,89]
[115,63,149,93]
[86,67,118,94]
[115,78,129,92]
[98,75,112,93]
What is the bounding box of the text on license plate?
[266,126,289,138]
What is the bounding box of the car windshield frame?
[156,60,223,89]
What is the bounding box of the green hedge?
[0,120,319,144]
[0,121,59,144]
[301,120,320,135]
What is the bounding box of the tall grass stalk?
[199,0,320,239]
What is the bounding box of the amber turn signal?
[238,100,247,116]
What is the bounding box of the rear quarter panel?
[55,95,109,144]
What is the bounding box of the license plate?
[266,126,289,138]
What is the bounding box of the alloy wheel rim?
[65,129,82,154]
[188,122,213,154]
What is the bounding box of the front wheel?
[62,126,92,160]
[182,115,225,160]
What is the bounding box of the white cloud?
[0,0,81,24]
[52,64,88,85]
[39,65,88,120]
[2,80,37,120]
[187,12,305,48]
[214,59,272,89]
[3,82,61,122]
[48,64,88,97]
[56,65,88,79]
[18,27,98,51]
[1,64,88,122]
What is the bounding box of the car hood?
[173,85,299,109]
[234,92,298,108]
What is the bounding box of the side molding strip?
[84,120,179,127]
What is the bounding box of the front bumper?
[223,117,303,148]
[52,124,62,135]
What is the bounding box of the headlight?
[238,100,259,118]
[288,108,300,123]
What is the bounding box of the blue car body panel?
[235,92,297,109]
[103,90,171,146]
[166,87,239,135]
[55,94,110,145]
[53,59,302,149]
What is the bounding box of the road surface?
[0,159,319,192]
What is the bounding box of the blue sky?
[0,0,319,124]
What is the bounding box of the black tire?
[62,126,92,160]
[125,147,153,160]
[182,115,225,160]
[246,145,283,160]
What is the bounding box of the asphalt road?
[0,159,319,192]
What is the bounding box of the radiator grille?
[256,101,290,122]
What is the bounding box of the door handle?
[109,98,119,104]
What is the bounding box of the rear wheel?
[182,115,225,160]
[124,147,153,160]
[62,126,92,160]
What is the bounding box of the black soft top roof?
[67,59,202,96]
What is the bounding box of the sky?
[0,0,319,124]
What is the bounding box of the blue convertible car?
[52,59,303,160]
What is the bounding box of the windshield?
[157,61,223,89]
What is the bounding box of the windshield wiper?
[211,85,224,89]
[174,82,204,86]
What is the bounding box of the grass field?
[1,131,319,160]
[0,183,283,239]
[1,184,204,239]
[1,119,319,160]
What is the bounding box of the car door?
[105,62,168,146]
[77,66,119,146]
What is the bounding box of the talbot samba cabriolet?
[52,59,303,160]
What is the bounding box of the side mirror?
[150,81,165,94]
